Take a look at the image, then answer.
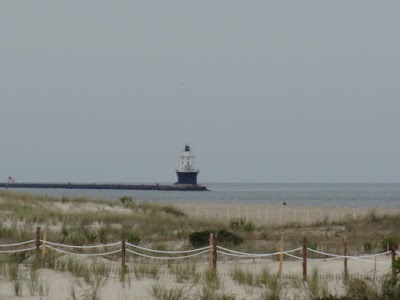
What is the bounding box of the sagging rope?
[216,245,302,257]
[41,240,120,249]
[46,245,121,257]
[126,242,210,254]
[0,240,36,247]
[0,246,37,254]
[307,248,391,259]
[126,248,209,260]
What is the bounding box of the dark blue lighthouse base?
[176,172,199,185]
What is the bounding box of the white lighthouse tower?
[175,145,199,185]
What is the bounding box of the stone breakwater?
[0,182,208,191]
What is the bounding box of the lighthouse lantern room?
[176,145,199,185]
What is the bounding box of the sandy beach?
[0,247,393,299]
[0,195,398,300]
[175,201,400,226]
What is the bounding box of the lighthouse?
[175,145,199,185]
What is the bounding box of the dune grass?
[2,190,400,299]
[169,262,200,283]
[0,190,225,247]
[151,282,187,300]
[2,190,400,254]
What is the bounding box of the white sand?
[0,255,392,300]
[173,202,400,226]
[0,201,397,299]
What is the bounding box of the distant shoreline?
[0,182,208,191]
[2,182,399,208]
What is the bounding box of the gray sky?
[1,1,399,183]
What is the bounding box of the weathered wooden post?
[121,233,127,273]
[344,236,348,279]
[303,237,307,281]
[35,226,41,259]
[278,238,284,278]
[209,233,214,271]
[392,242,397,280]
[41,231,47,258]
[212,233,217,271]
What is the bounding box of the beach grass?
[2,190,400,299]
[2,190,400,253]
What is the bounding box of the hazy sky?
[1,1,399,183]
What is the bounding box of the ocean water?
[7,183,400,208]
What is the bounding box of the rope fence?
[42,240,121,249]
[0,246,37,254]
[125,248,210,260]
[45,245,122,257]
[0,227,397,281]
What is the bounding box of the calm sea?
[8,183,400,208]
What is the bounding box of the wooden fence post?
[35,226,41,259]
[209,233,214,271]
[278,238,284,278]
[344,236,348,279]
[212,233,217,271]
[121,233,126,273]
[42,231,47,258]
[392,242,397,280]
[303,237,307,281]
